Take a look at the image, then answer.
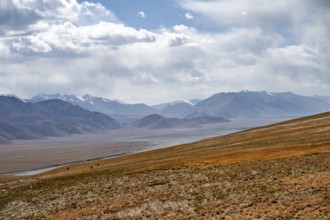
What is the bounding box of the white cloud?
[10,22,156,56]
[0,0,79,36]
[184,12,194,20]
[0,0,118,37]
[137,11,146,18]
[0,0,329,103]
[179,0,296,28]
[78,1,119,25]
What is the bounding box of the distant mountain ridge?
[0,96,120,143]
[1,91,330,143]
[9,90,330,122]
[184,91,330,119]
[28,93,157,122]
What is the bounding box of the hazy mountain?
[189,99,202,105]
[131,114,229,129]
[82,94,158,119]
[0,96,120,143]
[315,95,330,104]
[6,90,330,132]
[152,100,195,118]
[131,114,183,129]
[153,100,200,110]
[36,99,121,130]
[28,93,157,122]
[0,122,41,141]
[184,91,330,119]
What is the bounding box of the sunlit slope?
[43,112,330,177]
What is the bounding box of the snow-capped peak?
[35,93,52,99]
[31,93,84,103]
[168,100,194,106]
[113,99,126,104]
[82,94,126,104]
[32,93,62,101]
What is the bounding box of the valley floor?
[0,118,287,174]
[0,153,329,219]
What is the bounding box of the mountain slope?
[36,99,121,131]
[131,114,184,129]
[27,91,330,121]
[0,96,120,143]
[131,114,229,129]
[316,95,330,104]
[0,122,41,140]
[184,91,330,119]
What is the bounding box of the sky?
[0,0,329,104]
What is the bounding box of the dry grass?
[40,112,330,178]
[1,112,330,219]
[1,154,329,219]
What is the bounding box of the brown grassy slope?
[1,153,329,219]
[0,113,330,219]
[42,112,330,178]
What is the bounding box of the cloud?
[176,0,330,91]
[137,11,146,18]
[78,1,119,25]
[179,0,296,28]
[1,1,154,57]
[0,0,329,104]
[184,12,194,20]
[0,0,80,36]
[0,0,119,37]
[10,22,156,56]
[241,11,247,15]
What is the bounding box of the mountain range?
[1,91,329,143]
[28,93,157,122]
[27,94,204,121]
[184,91,330,119]
[26,91,330,120]
[0,96,120,143]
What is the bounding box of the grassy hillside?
[42,112,330,177]
[0,112,329,219]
